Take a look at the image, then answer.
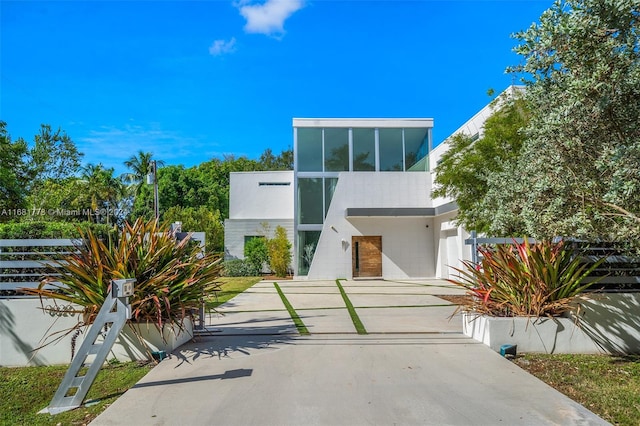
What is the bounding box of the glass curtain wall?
[295,124,431,274]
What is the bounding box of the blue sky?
[1,0,550,176]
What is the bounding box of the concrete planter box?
[106,319,194,362]
[462,293,640,355]
[0,298,193,366]
[462,313,603,354]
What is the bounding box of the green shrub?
[0,221,116,240]
[449,238,604,317]
[222,259,258,277]
[244,237,269,275]
[162,206,224,254]
[268,226,291,277]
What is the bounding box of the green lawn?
[206,276,261,309]
[515,353,640,426]
[0,361,153,426]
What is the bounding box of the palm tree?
[123,151,165,196]
[123,151,165,220]
[80,163,120,224]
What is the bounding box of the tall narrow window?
[298,178,323,224]
[297,128,323,172]
[324,128,349,171]
[352,128,375,171]
[379,128,404,171]
[404,128,429,171]
[324,178,338,217]
[297,230,321,275]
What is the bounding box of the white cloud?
[209,37,237,56]
[236,0,304,36]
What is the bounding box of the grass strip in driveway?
[336,279,368,334]
[274,282,310,335]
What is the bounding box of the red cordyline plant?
[448,238,604,317]
[22,218,221,336]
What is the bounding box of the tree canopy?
[1,122,292,251]
[0,121,29,215]
[435,0,640,244]
[500,0,640,241]
[433,91,530,234]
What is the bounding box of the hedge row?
[0,221,117,240]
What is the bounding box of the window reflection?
[353,128,375,171]
[379,128,404,171]
[297,128,323,172]
[324,128,349,171]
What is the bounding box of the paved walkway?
[92,279,608,426]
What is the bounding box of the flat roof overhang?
[345,202,458,218]
[293,118,434,128]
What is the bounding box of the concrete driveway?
[92,279,608,425]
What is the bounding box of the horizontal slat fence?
[465,231,640,292]
[0,239,80,296]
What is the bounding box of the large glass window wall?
[295,126,430,173]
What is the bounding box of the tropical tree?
[259,147,293,170]
[0,121,29,215]
[124,151,164,220]
[123,151,164,196]
[24,178,86,222]
[79,163,126,224]
[163,205,225,253]
[27,124,83,184]
[433,91,530,234]
[499,0,640,242]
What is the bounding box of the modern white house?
[224,88,518,279]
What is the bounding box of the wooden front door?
[352,236,382,278]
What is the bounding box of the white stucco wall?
[229,171,293,219]
[433,212,471,279]
[306,172,438,280]
[225,171,295,261]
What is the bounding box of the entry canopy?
[345,202,457,218]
